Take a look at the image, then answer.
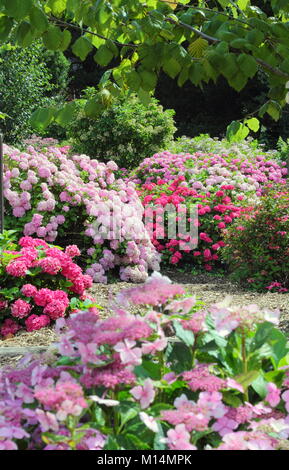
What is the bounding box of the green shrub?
[222,189,289,292]
[0,43,70,143]
[67,89,176,169]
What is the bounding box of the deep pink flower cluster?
[141,178,251,269]
[0,237,94,335]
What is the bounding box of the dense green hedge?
[0,42,70,143]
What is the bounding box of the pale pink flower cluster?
[3,142,160,283]
[35,381,87,421]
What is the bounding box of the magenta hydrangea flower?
[11,299,32,319]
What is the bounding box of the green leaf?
[221,53,239,80]
[162,57,181,79]
[29,6,49,33]
[0,16,13,41]
[235,370,260,389]
[118,402,139,428]
[226,120,249,142]
[15,21,34,47]
[84,98,104,118]
[3,0,32,20]
[154,423,166,450]
[43,26,63,50]
[237,54,257,79]
[72,37,93,61]
[251,374,268,399]
[173,321,195,347]
[189,62,203,86]
[222,391,242,407]
[30,107,56,131]
[94,46,114,67]
[126,70,141,92]
[47,0,67,15]
[137,88,151,106]
[59,29,72,51]
[245,117,260,132]
[55,102,76,127]
[139,69,157,91]
[103,436,122,450]
[252,322,275,351]
[135,360,161,380]
[165,341,193,374]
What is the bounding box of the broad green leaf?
[139,69,157,91]
[259,100,281,121]
[189,62,203,85]
[30,107,56,131]
[43,26,63,50]
[245,117,260,132]
[15,21,34,47]
[55,102,76,126]
[94,45,114,66]
[59,29,72,51]
[237,54,257,78]
[3,0,32,20]
[188,38,208,58]
[226,120,249,142]
[84,98,104,118]
[72,37,93,61]
[135,360,161,380]
[126,70,142,92]
[163,57,181,79]
[235,370,260,389]
[237,0,249,9]
[154,423,166,450]
[251,374,268,399]
[173,321,195,347]
[137,87,151,106]
[29,6,49,33]
[165,341,193,374]
[47,0,67,15]
[0,16,13,41]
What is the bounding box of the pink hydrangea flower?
[114,339,142,366]
[65,245,81,258]
[266,383,281,407]
[166,424,196,450]
[130,378,155,409]
[25,314,50,332]
[11,299,32,319]
[6,260,28,277]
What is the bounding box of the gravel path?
[1,270,288,367]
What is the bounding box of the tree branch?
[166,17,289,80]
[50,17,138,49]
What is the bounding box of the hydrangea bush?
[0,235,97,336]
[131,149,287,271]
[3,142,160,283]
[169,135,278,161]
[1,273,289,451]
[131,150,287,190]
[222,189,289,292]
[140,178,252,270]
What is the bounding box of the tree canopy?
[1,0,289,139]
